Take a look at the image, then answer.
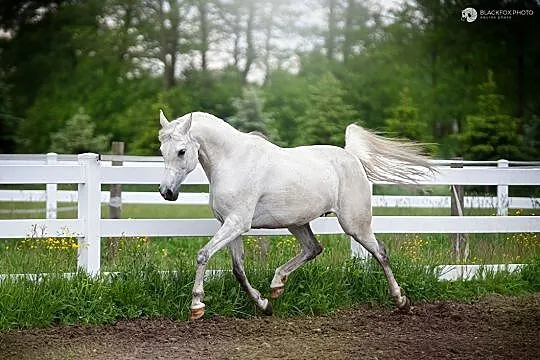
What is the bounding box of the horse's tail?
[344,124,436,183]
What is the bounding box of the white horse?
[158,111,434,320]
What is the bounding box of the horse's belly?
[251,191,333,228]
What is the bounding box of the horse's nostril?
[160,188,173,200]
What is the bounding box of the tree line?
[1,0,539,160]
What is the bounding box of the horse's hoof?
[398,296,412,313]
[262,300,273,316]
[271,286,284,299]
[189,306,205,320]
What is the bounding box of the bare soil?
[1,294,539,360]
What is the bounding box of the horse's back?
[286,144,372,216]
[245,144,369,228]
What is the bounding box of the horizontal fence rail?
[2,215,539,240]
[1,190,538,209]
[1,153,539,278]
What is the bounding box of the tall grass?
[0,228,538,330]
[0,201,538,330]
[0,254,538,330]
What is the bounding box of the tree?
[460,71,522,161]
[324,0,339,60]
[195,0,211,71]
[298,72,359,146]
[262,70,309,147]
[227,87,277,140]
[384,87,429,142]
[342,0,372,64]
[522,115,540,160]
[50,108,110,153]
[259,0,298,83]
[0,70,15,153]
[0,0,70,30]
[135,0,190,90]
[214,0,256,83]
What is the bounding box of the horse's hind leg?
[340,218,410,311]
[270,224,323,299]
[229,237,272,315]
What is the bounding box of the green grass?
[2,230,538,275]
[0,254,538,330]
[0,201,539,330]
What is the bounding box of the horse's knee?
[376,240,389,262]
[197,249,209,265]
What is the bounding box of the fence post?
[77,153,101,276]
[107,141,124,259]
[450,157,468,262]
[497,159,509,216]
[109,142,124,219]
[351,182,372,259]
[46,152,58,219]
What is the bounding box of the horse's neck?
[190,114,240,182]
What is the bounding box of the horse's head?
[158,110,200,201]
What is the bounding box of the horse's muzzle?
[160,187,177,201]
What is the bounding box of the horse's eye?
[178,149,186,157]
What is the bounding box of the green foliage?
[522,115,540,160]
[297,72,360,146]
[1,0,539,158]
[127,93,173,156]
[519,254,540,291]
[460,71,522,160]
[262,70,309,147]
[384,87,428,141]
[50,108,111,153]
[124,68,244,155]
[384,87,437,155]
[228,86,278,140]
[182,67,244,117]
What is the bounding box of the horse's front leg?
[190,215,250,320]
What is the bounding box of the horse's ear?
[159,109,169,128]
[177,112,193,134]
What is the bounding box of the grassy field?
[0,244,537,330]
[0,200,539,330]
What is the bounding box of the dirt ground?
[1,294,538,360]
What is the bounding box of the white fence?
[0,153,539,278]
[2,154,539,218]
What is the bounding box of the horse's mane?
[248,131,268,140]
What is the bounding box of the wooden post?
[108,142,124,259]
[450,157,468,262]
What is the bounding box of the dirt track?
[1,294,539,360]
